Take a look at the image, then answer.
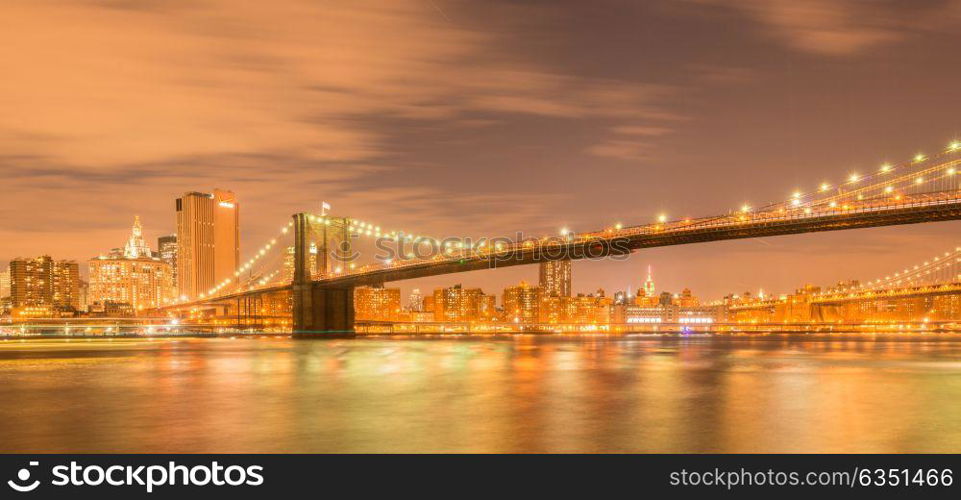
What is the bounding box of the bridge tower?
[291,212,355,336]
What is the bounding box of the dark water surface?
[2,334,961,453]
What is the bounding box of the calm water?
[2,334,961,453]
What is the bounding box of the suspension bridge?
[159,141,961,334]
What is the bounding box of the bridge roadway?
[167,191,961,332]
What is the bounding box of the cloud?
[586,140,652,162]
[690,0,960,56]
[0,0,687,262]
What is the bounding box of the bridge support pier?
[291,212,356,337]
[293,283,355,336]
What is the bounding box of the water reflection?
[1,335,960,452]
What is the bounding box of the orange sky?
[3,0,961,299]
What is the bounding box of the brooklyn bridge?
[157,142,961,334]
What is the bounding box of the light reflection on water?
[1,334,961,453]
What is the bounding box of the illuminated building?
[89,217,174,312]
[643,265,656,297]
[9,256,80,315]
[0,268,9,300]
[157,234,178,289]
[503,281,540,324]
[478,294,498,321]
[539,295,574,323]
[433,284,487,322]
[677,288,699,307]
[573,293,612,324]
[87,301,135,318]
[539,259,571,297]
[612,304,724,326]
[355,286,401,321]
[407,288,424,312]
[176,189,239,299]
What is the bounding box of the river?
[2,334,960,453]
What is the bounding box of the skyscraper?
[643,265,656,298]
[89,217,174,312]
[539,259,572,297]
[157,234,178,289]
[176,189,239,299]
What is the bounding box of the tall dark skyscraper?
[157,234,178,290]
[539,259,572,297]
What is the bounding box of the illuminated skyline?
[4,1,961,300]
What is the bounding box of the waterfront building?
[9,256,80,316]
[503,281,540,324]
[613,303,724,326]
[539,259,572,297]
[87,301,135,318]
[88,217,174,312]
[433,284,487,322]
[539,295,574,324]
[157,234,178,289]
[355,286,402,321]
[176,189,239,299]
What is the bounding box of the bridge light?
[740,204,751,213]
[880,164,892,173]
[949,168,957,175]
[848,173,860,183]
[819,183,830,192]
[791,198,801,207]
[914,153,926,162]
[950,141,961,151]
[884,186,894,193]
[281,227,288,234]
[792,191,801,199]
[614,223,623,230]
[804,208,812,214]
[916,177,924,184]
[829,201,837,208]
[657,214,667,223]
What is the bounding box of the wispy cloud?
[690,0,961,56]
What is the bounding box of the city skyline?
[6,198,961,305]
[4,1,961,301]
